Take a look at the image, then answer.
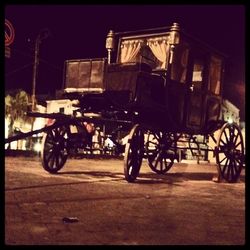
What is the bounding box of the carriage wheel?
[41,125,69,173]
[124,124,144,182]
[215,123,244,183]
[145,132,176,174]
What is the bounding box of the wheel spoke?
[235,157,242,165]
[232,160,238,176]
[46,149,54,162]
[164,157,168,169]
[221,158,229,176]
[49,154,55,169]
[160,157,163,172]
[219,138,227,146]
[124,124,143,182]
[227,160,232,180]
[55,154,59,168]
[219,154,227,165]
[223,130,229,144]
[234,141,242,149]
[230,161,235,179]
[154,152,161,168]
[233,132,239,145]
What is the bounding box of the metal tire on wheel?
[215,122,244,183]
[145,132,176,174]
[124,124,144,182]
[41,125,69,173]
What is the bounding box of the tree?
[5,89,35,149]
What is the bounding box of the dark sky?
[5,4,245,117]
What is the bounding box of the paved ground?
[4,156,245,245]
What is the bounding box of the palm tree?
[5,89,35,149]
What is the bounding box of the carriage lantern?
[169,22,180,64]
[105,30,115,64]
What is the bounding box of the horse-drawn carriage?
[5,23,244,183]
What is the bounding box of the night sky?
[5,4,245,118]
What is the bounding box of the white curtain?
[147,37,169,69]
[120,40,143,63]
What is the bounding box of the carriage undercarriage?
[14,108,243,184]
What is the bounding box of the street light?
[31,28,50,111]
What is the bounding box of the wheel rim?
[216,123,244,182]
[124,124,144,182]
[41,125,69,173]
[146,132,175,174]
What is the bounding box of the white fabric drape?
[147,37,169,69]
[120,40,143,63]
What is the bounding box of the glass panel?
[78,61,91,88]
[90,60,105,88]
[171,44,189,83]
[208,55,222,95]
[65,61,80,88]
[192,58,204,90]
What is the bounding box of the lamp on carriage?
[169,23,180,64]
[105,30,115,64]
[169,23,180,45]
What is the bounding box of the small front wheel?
[41,125,69,173]
[124,124,144,182]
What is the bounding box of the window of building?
[59,107,64,114]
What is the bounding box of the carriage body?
[63,23,224,135]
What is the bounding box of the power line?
[11,48,62,72]
[5,63,33,77]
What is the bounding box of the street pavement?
[4,156,245,245]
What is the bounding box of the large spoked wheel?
[145,131,176,174]
[124,124,144,182]
[41,125,69,173]
[215,123,244,183]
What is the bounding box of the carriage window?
[208,55,222,95]
[139,45,159,69]
[119,36,170,70]
[170,44,189,83]
[119,39,144,63]
[147,36,170,69]
[192,58,205,89]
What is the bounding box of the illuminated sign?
[5,19,15,46]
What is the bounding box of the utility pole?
[31,36,40,111]
[31,29,49,111]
